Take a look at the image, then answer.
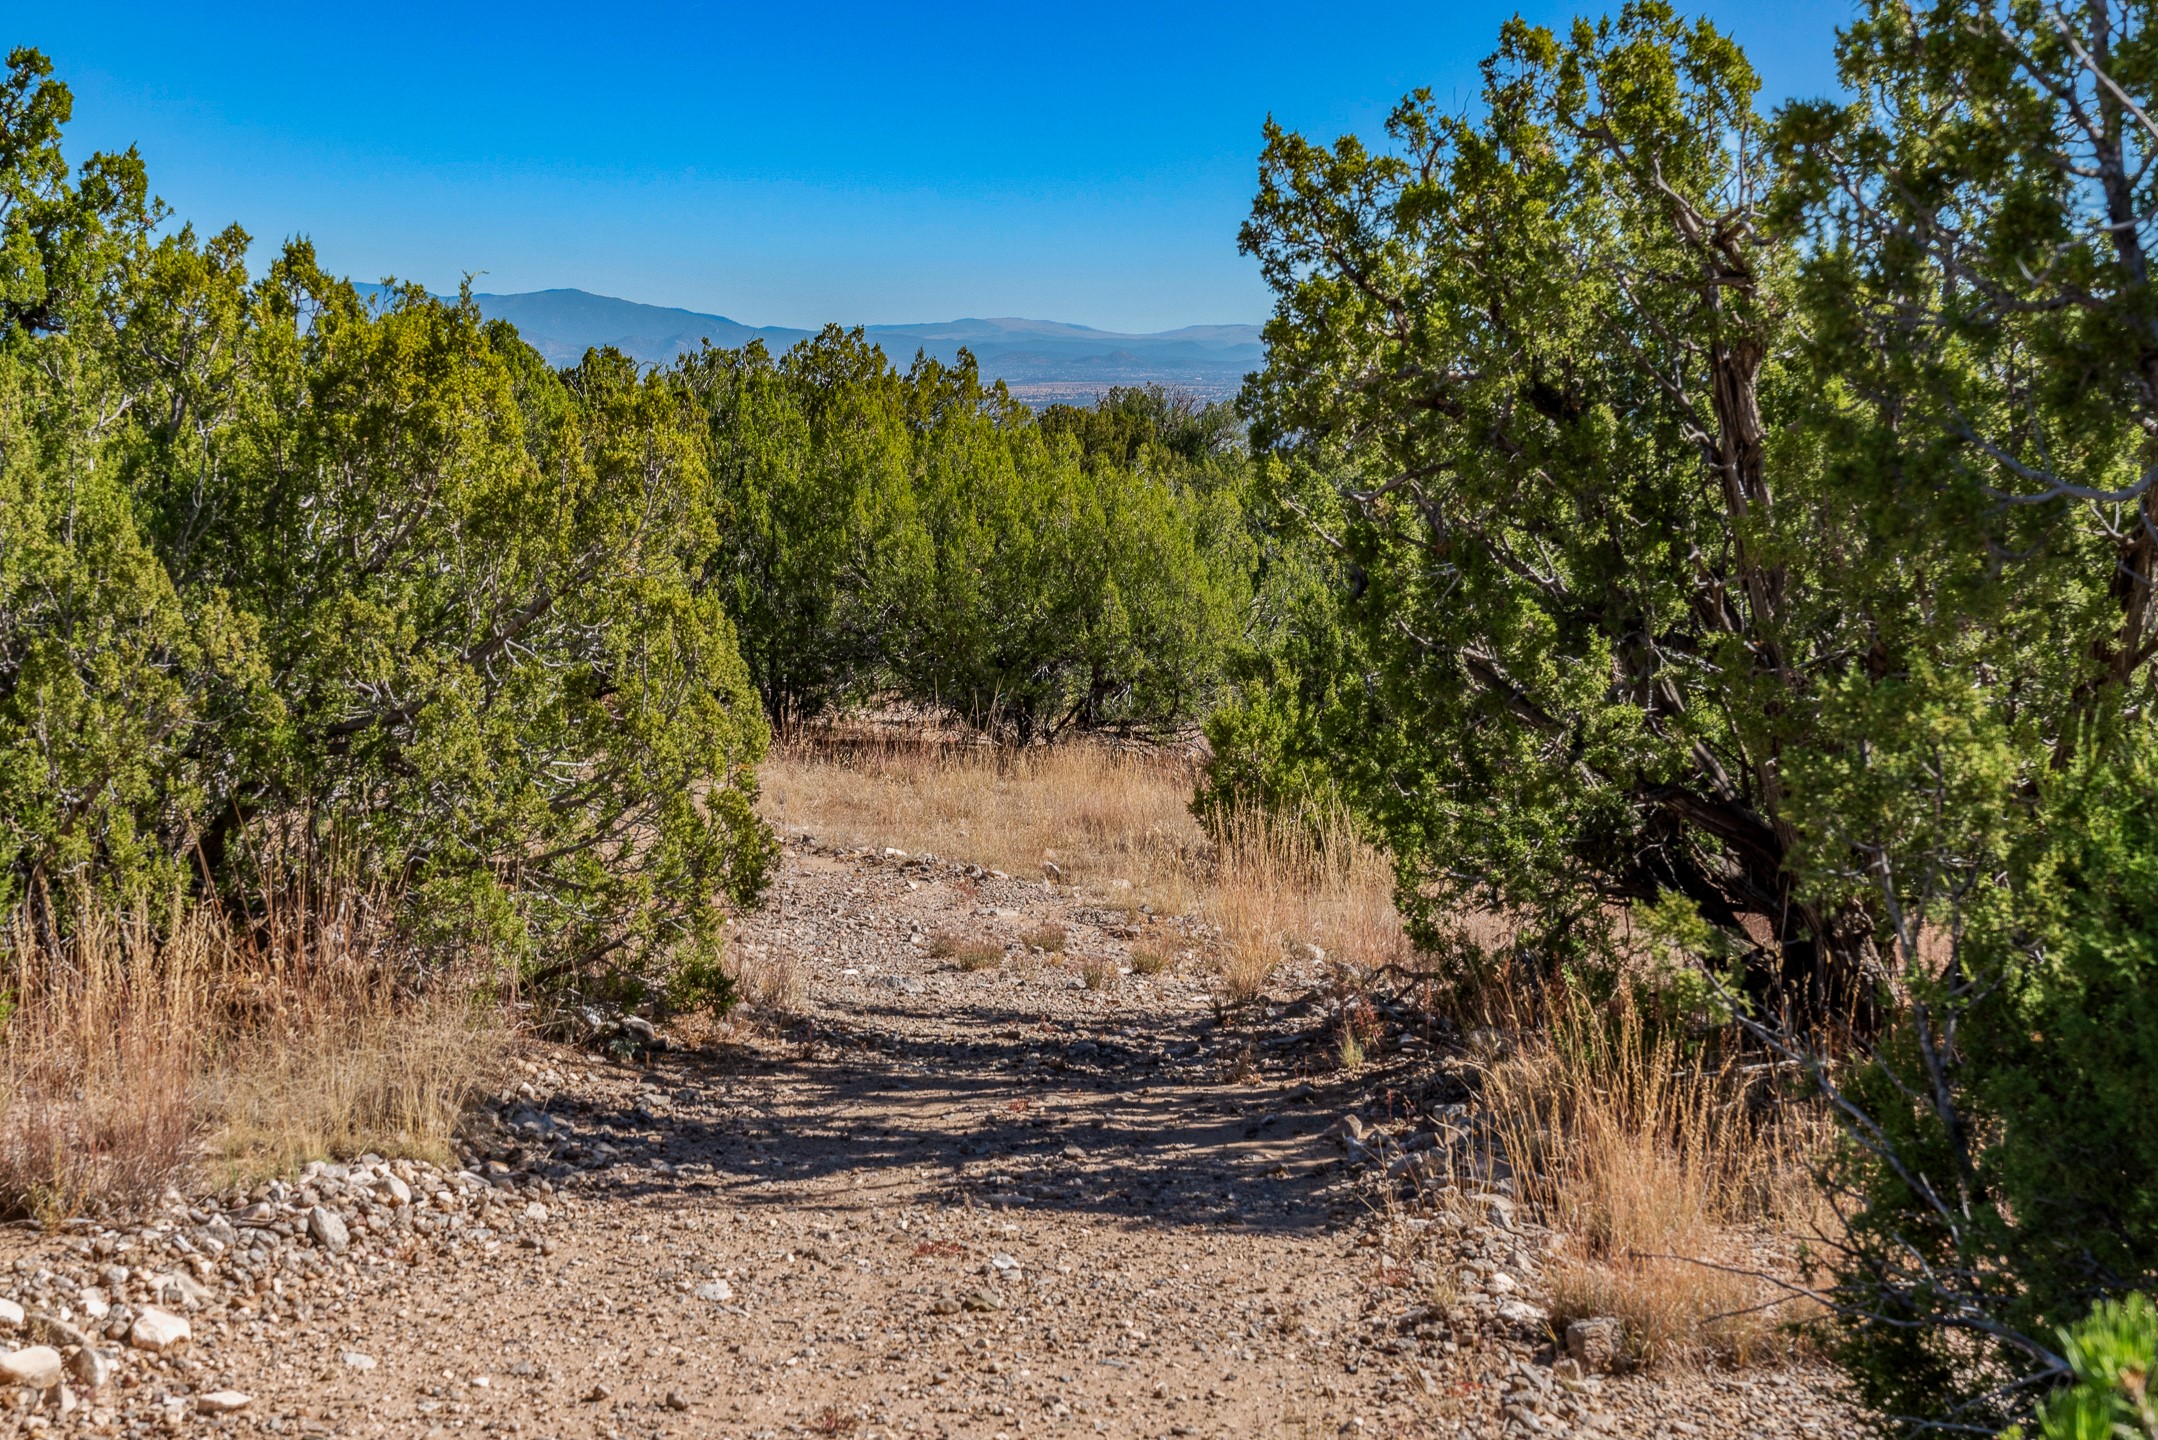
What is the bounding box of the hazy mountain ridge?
[353,284,1262,404]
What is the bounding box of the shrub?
[1826,746,2158,1426]
[680,346,1256,741]
[892,386,1252,740]
[1229,1,2158,1420]
[1233,8,1886,1025]
[2011,1295,2158,1440]
[1129,945,1173,977]
[0,50,777,1000]
[679,328,921,723]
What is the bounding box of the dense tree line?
[1219,1,2158,1430]
[680,338,1253,738]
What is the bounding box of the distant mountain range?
[355,285,1263,406]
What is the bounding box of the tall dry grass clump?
[726,939,807,1013]
[1204,804,1405,1004]
[0,902,210,1222]
[201,877,510,1182]
[1485,987,1825,1367]
[0,877,512,1219]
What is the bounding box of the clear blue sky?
[18,1,1858,333]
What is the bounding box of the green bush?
[2007,1295,2158,1440]
[894,394,1250,739]
[1227,2,2158,1428]
[1231,7,1899,1011]
[0,51,775,997]
[1193,455,1373,839]
[681,327,921,723]
[1826,744,2158,1428]
[682,341,1255,739]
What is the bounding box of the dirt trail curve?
[0,841,1851,1440]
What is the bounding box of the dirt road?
[1,841,1850,1439]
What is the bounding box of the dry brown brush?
[1483,983,1828,1367]
[0,877,512,1221]
[761,724,1206,908]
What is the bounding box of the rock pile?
[0,1151,561,1424]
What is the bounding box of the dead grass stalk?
[1484,987,1826,1367]
[1,878,512,1219]
[1205,803,1405,1004]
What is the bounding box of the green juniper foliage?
[1235,4,1885,1023]
[1770,0,2158,1427]
[680,336,1256,740]
[0,43,1253,1006]
[2009,1294,2158,1440]
[0,49,775,1002]
[1229,0,2158,1429]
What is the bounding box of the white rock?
[78,1287,110,1320]
[0,1299,21,1329]
[127,1308,190,1352]
[196,1390,252,1414]
[149,1270,211,1309]
[376,1174,412,1206]
[307,1205,349,1253]
[0,1345,62,1388]
[522,1202,549,1222]
[341,1351,377,1370]
[67,1346,113,1391]
[693,1279,734,1303]
[1496,1298,1549,1327]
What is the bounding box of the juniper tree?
[1238,3,1882,1024]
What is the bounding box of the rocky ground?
[0,839,1855,1439]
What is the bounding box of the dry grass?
[1335,1019,1367,1072]
[1,880,512,1219]
[1204,804,1405,1005]
[761,728,1409,1008]
[728,940,807,1013]
[0,902,207,1222]
[1129,944,1173,977]
[762,728,1205,912]
[954,946,1003,973]
[928,932,1003,972]
[1079,956,1119,991]
[1022,923,1068,954]
[1484,986,1826,1368]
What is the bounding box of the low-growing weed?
[951,940,1003,972]
[1336,1020,1366,1071]
[1130,945,1173,977]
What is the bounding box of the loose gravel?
[0,837,1856,1438]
